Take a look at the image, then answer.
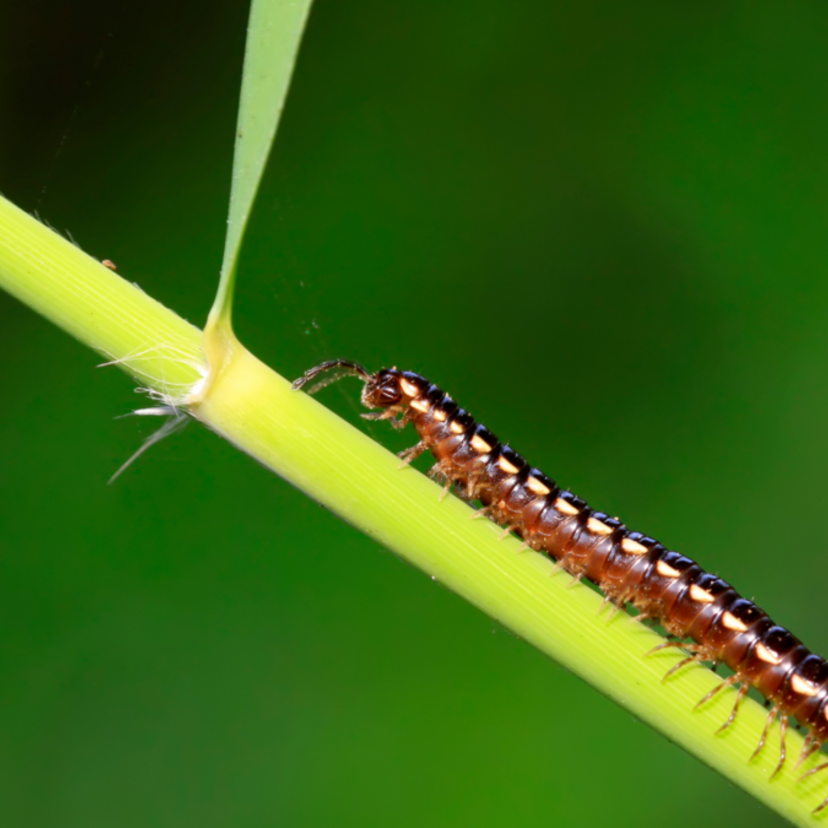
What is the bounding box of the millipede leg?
[801,761,828,784]
[361,409,400,423]
[770,714,789,780]
[363,407,410,430]
[427,464,453,501]
[695,674,740,710]
[566,572,584,589]
[662,654,704,683]
[716,683,749,733]
[462,474,484,501]
[390,411,412,430]
[469,505,492,520]
[800,759,828,815]
[750,705,779,761]
[607,596,631,620]
[498,525,518,540]
[398,441,428,468]
[550,555,570,576]
[796,735,820,769]
[427,463,444,480]
[645,640,700,658]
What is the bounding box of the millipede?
[292,359,828,813]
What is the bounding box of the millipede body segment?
[292,359,828,812]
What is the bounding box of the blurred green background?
[2,1,828,826]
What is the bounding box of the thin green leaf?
[208,0,313,333]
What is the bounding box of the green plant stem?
[0,197,203,390]
[0,193,824,826]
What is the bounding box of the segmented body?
[293,360,828,811]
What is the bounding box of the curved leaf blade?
[210,0,313,329]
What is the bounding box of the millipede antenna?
[291,359,372,394]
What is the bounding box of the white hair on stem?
[98,341,208,408]
[108,408,190,484]
[100,340,209,483]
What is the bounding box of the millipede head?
[362,368,409,409]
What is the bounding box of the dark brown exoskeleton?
[293,360,828,812]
